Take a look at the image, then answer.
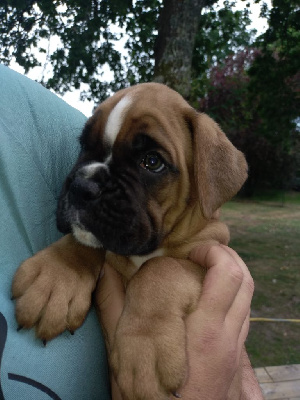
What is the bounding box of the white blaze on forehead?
[104,95,132,146]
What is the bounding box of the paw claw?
[17,325,23,332]
[42,339,47,347]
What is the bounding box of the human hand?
[95,246,262,400]
[182,244,262,399]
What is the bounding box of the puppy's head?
[57,83,247,256]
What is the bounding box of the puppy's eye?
[140,152,166,173]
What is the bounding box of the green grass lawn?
[221,193,300,368]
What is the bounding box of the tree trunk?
[154,0,206,99]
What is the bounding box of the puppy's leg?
[107,256,204,400]
[12,234,104,341]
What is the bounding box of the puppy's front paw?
[110,316,186,400]
[12,235,104,341]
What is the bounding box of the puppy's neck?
[163,202,207,246]
[130,249,165,270]
[105,204,229,282]
[162,202,229,257]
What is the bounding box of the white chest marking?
[104,95,132,146]
[130,248,165,269]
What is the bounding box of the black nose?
[69,177,99,207]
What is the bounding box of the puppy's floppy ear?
[188,111,248,219]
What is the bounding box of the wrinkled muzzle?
[56,162,160,256]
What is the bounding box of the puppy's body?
[12,83,248,399]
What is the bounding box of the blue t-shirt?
[0,65,110,400]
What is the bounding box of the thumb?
[94,262,125,349]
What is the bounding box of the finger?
[238,311,250,350]
[221,246,254,299]
[189,243,222,268]
[220,245,252,282]
[226,292,253,337]
[221,246,254,332]
[191,245,245,319]
[94,262,125,348]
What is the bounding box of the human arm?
[182,244,263,399]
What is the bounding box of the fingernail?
[99,267,105,279]
[172,391,181,398]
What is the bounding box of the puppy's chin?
[72,224,102,249]
[71,222,160,256]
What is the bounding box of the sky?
[10,0,272,117]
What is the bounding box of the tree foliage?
[199,49,297,194]
[1,0,299,192]
[1,0,134,100]
[192,0,256,99]
[248,0,300,148]
[199,0,300,194]
[0,0,256,101]
[124,0,161,86]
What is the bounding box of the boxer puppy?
[12,83,248,399]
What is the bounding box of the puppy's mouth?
[56,172,161,256]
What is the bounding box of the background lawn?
[221,192,300,368]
